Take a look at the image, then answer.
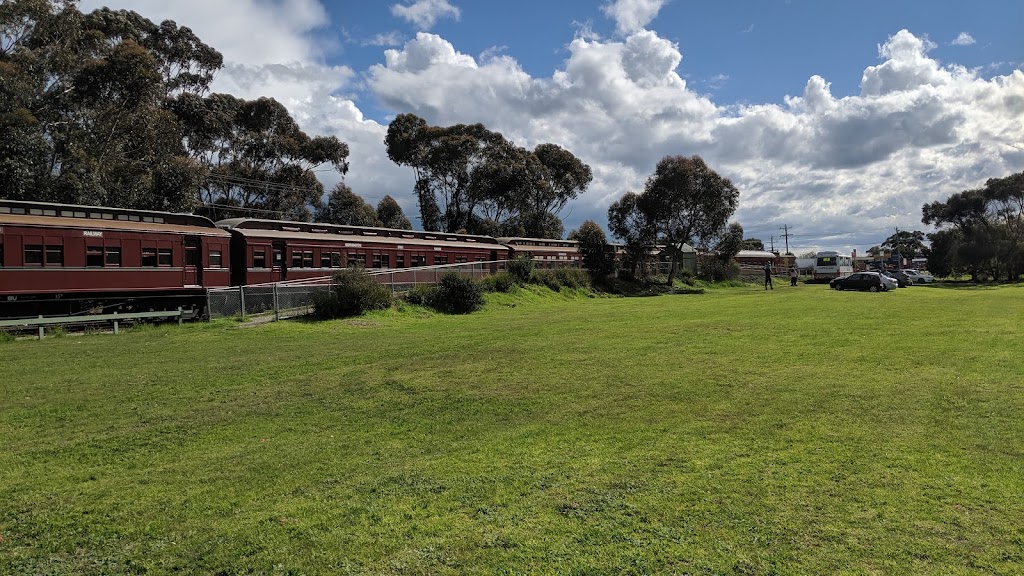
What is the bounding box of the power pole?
[769,235,776,253]
[780,224,792,255]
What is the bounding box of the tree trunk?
[666,257,677,285]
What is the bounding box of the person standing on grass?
[790,267,798,287]
[764,262,773,290]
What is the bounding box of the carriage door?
[184,236,202,286]
[272,241,286,281]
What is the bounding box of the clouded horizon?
[80,0,1024,254]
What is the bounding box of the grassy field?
[2,282,1023,575]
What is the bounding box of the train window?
[129,215,140,222]
[86,246,104,267]
[185,247,199,266]
[348,253,366,267]
[0,206,10,214]
[209,250,222,268]
[292,251,303,268]
[396,255,405,268]
[153,217,164,224]
[302,251,313,268]
[253,249,266,268]
[116,214,130,221]
[320,252,332,268]
[24,245,43,265]
[30,209,43,215]
[102,213,114,220]
[157,248,172,266]
[372,254,382,268]
[273,249,282,265]
[105,247,121,267]
[45,245,64,266]
[142,248,157,267]
[142,217,154,223]
[330,252,342,267]
[455,256,467,264]
[434,255,447,265]
[89,212,101,219]
[12,207,27,215]
[411,255,426,267]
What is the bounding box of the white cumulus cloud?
[390,0,461,30]
[951,32,976,46]
[602,0,670,36]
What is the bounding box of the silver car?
[901,269,935,284]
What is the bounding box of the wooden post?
[273,283,279,321]
[113,311,119,335]
[177,306,183,326]
[38,315,44,340]
[239,285,245,318]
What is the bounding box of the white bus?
[814,251,853,281]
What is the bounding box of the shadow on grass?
[919,281,1016,290]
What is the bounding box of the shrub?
[530,269,563,291]
[315,268,393,318]
[481,271,515,293]
[404,283,438,306]
[554,267,591,290]
[0,330,14,343]
[506,256,535,284]
[432,272,484,314]
[698,259,741,282]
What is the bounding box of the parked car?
[879,269,912,287]
[901,269,935,284]
[876,272,898,291]
[830,272,888,292]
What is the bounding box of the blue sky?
[81,0,1024,253]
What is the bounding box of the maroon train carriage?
[0,200,230,318]
[498,237,583,269]
[215,218,511,286]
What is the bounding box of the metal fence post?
[239,285,245,318]
[38,315,44,340]
[205,290,212,321]
[113,311,118,335]
[177,307,183,327]
[273,283,280,321]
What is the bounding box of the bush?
[698,259,741,282]
[404,283,438,306]
[481,272,515,293]
[530,269,562,291]
[555,267,591,290]
[0,330,14,343]
[314,268,393,318]
[433,272,484,314]
[507,256,535,284]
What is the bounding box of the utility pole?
[780,224,792,255]
[769,235,776,253]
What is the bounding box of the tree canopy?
[314,183,378,227]
[1,0,348,218]
[568,220,614,280]
[608,155,739,283]
[922,171,1024,281]
[881,230,926,259]
[385,113,591,236]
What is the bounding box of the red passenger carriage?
[216,218,510,286]
[0,200,230,317]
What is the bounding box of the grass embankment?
[2,283,1023,574]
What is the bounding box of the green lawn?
[2,283,1023,575]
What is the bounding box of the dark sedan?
[829,272,887,292]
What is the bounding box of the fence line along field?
[2,283,1023,574]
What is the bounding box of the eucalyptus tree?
[608,155,739,283]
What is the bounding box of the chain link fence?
[207,261,505,321]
